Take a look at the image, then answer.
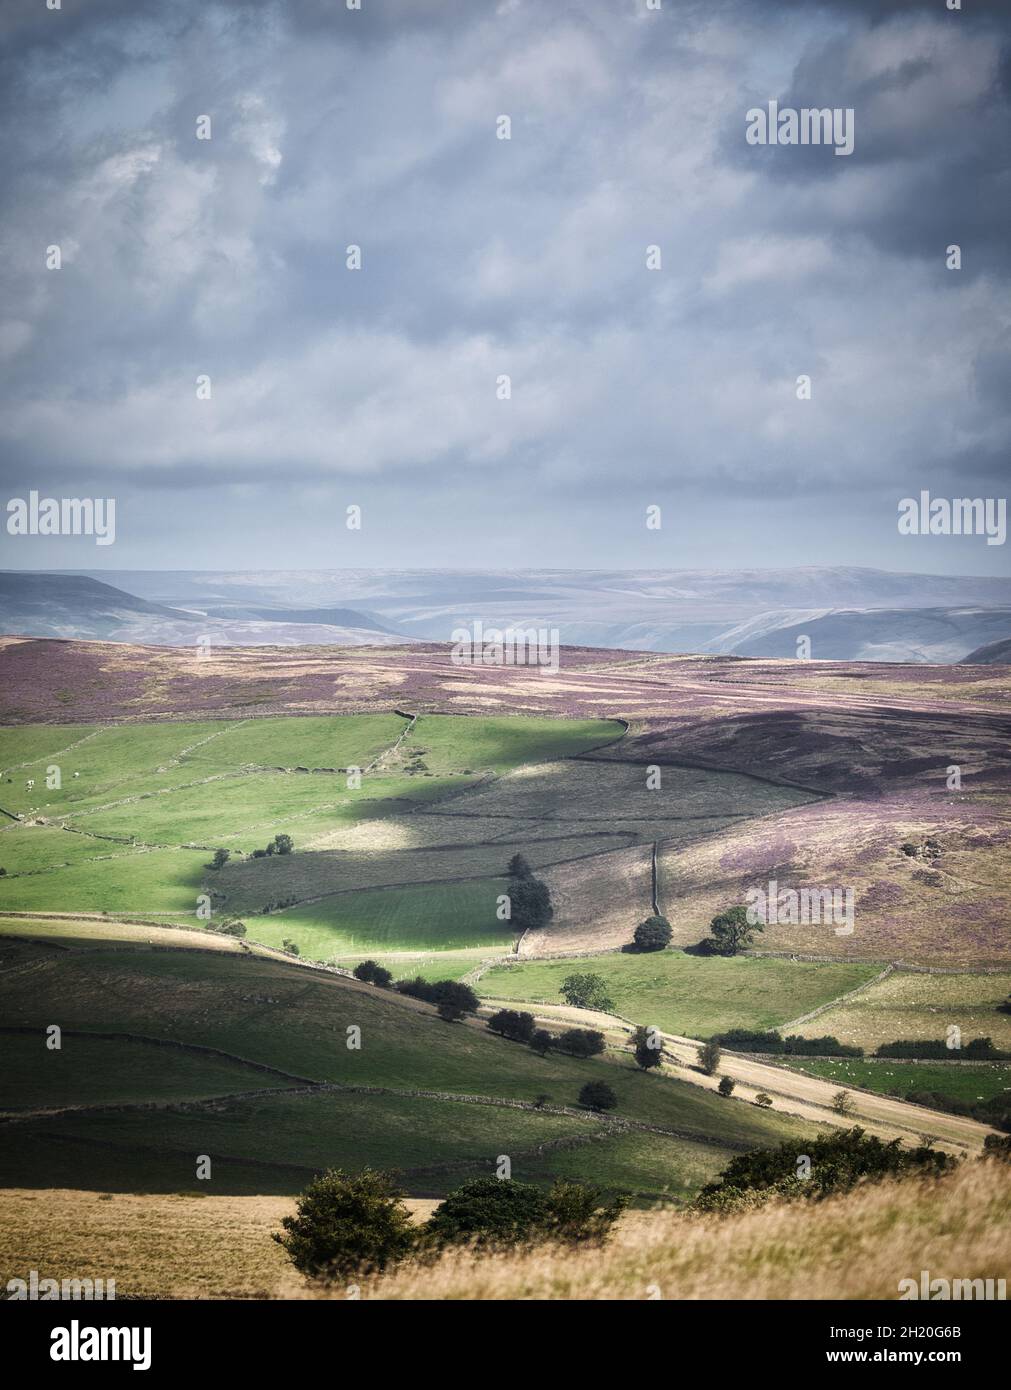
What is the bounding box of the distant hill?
[714,606,1011,663]
[0,573,414,647]
[960,636,1011,665]
[6,567,1011,660]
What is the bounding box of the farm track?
[476,998,997,1154]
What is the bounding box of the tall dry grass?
[343,1161,1011,1301]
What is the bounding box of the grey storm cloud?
[0,0,1008,570]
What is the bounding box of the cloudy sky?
[1,0,1008,573]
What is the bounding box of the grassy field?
[792,970,1011,1052]
[783,1056,1011,1105]
[0,714,629,954]
[479,951,881,1038]
[254,879,513,956]
[0,922,813,1198]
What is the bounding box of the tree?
[353,960,392,988]
[697,1039,722,1076]
[507,853,533,880]
[281,938,300,956]
[754,1093,773,1108]
[509,876,553,931]
[707,905,761,957]
[579,1081,617,1112]
[832,1089,854,1115]
[533,1093,552,1109]
[540,1181,628,1244]
[210,848,230,870]
[272,1168,414,1280]
[557,1027,606,1059]
[633,914,672,952]
[271,833,294,855]
[487,1009,536,1043]
[394,977,479,1015]
[529,1029,554,1057]
[631,1024,663,1071]
[718,1076,736,1097]
[559,972,614,1011]
[437,999,466,1023]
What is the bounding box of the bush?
[579,1081,617,1112]
[697,1039,721,1076]
[272,1168,414,1279]
[696,1127,953,1210]
[487,1009,536,1043]
[281,938,300,955]
[717,1076,736,1097]
[559,973,614,1011]
[556,1027,606,1059]
[353,960,393,988]
[423,1177,625,1250]
[395,977,480,1015]
[632,914,672,952]
[217,918,246,937]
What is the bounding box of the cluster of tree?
[630,914,672,952]
[274,1169,628,1280]
[712,1028,864,1058]
[506,854,553,933]
[875,1037,1011,1060]
[250,833,294,859]
[984,1134,1011,1161]
[691,905,762,957]
[394,976,480,1022]
[695,1127,953,1212]
[353,959,393,988]
[485,1009,606,1060]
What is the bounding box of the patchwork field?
[478,952,881,1039]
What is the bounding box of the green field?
[478,951,881,1038]
[254,879,513,956]
[0,714,626,954]
[785,1057,1011,1106]
[0,924,812,1196]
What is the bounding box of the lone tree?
[353,960,393,988]
[273,1168,414,1280]
[705,905,761,957]
[698,1039,722,1076]
[633,914,672,952]
[631,1024,663,1071]
[754,1093,773,1108]
[210,848,230,870]
[579,1081,618,1112]
[559,972,614,1012]
[718,1076,736,1097]
[832,1089,854,1116]
[487,1009,536,1043]
[509,876,553,932]
[271,833,294,856]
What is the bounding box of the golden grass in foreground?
[351,1162,1011,1301]
[2,1167,1008,1300]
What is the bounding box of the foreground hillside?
[2,1160,1005,1301]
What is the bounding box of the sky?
[0,0,1008,574]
